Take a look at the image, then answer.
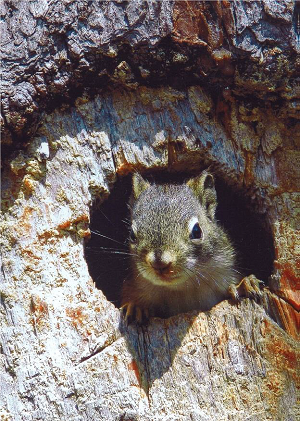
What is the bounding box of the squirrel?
[121,171,261,323]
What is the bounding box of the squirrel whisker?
[90,230,127,246]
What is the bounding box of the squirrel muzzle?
[146,249,176,276]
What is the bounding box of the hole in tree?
[85,172,275,308]
[214,178,275,282]
[85,175,132,306]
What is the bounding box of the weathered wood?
[1,1,299,141]
[1,1,299,420]
[1,85,298,420]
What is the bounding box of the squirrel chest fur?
[121,172,241,322]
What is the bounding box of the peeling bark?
[1,1,299,420]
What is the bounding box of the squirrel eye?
[129,228,137,243]
[190,222,202,240]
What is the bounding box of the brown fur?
[121,172,241,322]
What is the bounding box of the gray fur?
[122,172,240,318]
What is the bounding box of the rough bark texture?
[1,1,299,420]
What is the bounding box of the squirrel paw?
[228,275,264,302]
[121,302,150,325]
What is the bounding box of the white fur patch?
[188,216,199,232]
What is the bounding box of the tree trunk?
[1,1,298,420]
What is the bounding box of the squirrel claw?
[229,275,264,303]
[228,284,240,302]
[242,275,264,301]
[121,302,150,325]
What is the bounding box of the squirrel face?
[128,172,233,290]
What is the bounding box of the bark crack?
[77,335,119,364]
[137,325,152,399]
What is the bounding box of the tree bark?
[1,1,299,420]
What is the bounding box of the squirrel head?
[128,172,232,289]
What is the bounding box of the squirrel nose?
[149,250,174,274]
[151,259,172,272]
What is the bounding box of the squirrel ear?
[187,172,217,219]
[132,173,150,199]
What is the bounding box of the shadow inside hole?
[214,178,275,281]
[84,175,132,307]
[85,172,275,309]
